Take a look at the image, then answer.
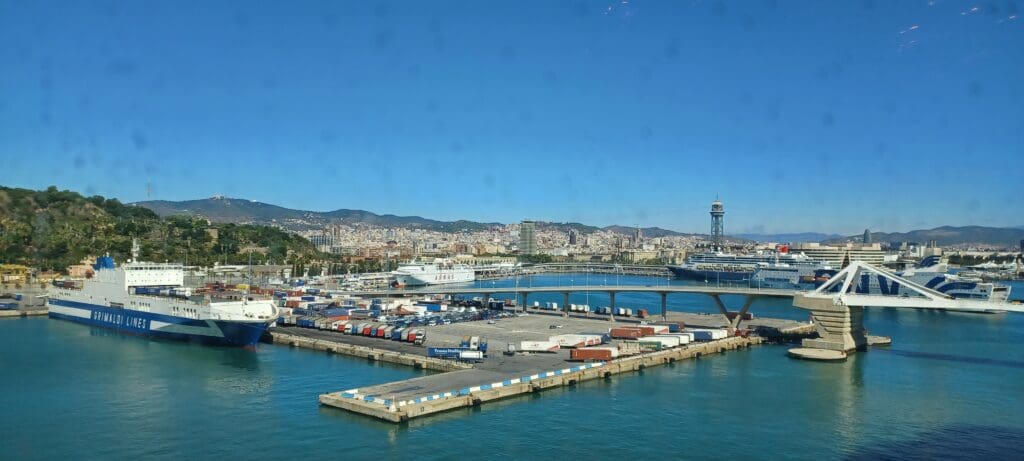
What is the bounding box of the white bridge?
[793,261,1023,357]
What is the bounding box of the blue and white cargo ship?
[47,255,277,347]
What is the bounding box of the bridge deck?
[341,285,798,298]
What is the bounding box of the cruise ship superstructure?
[47,254,277,347]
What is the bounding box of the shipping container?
[636,340,664,351]
[579,331,612,343]
[391,328,404,340]
[641,335,681,348]
[549,334,603,348]
[609,327,644,339]
[659,333,693,344]
[458,350,485,362]
[637,309,648,318]
[569,347,618,361]
[648,325,670,334]
[687,329,728,341]
[301,296,316,302]
[401,329,411,341]
[518,341,560,352]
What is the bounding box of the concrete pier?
[270,332,472,373]
[793,294,867,354]
[318,335,763,423]
[0,308,48,319]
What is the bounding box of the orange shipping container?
[570,348,615,361]
[609,327,643,339]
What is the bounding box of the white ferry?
[392,260,475,287]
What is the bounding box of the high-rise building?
[568,229,578,245]
[710,198,724,251]
[633,227,643,248]
[519,220,537,255]
[863,229,872,244]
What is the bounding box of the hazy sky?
[1,1,1022,234]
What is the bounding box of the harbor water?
[3,277,1023,460]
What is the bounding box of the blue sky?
[1,1,1022,235]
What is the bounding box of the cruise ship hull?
[47,299,269,347]
[668,266,751,282]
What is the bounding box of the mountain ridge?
[133,197,691,237]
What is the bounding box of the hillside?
[136,196,500,232]
[135,197,690,237]
[0,186,322,271]
[732,232,843,243]
[829,226,1024,247]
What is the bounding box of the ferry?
[392,260,475,287]
[47,252,277,347]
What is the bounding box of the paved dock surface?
[273,310,809,423]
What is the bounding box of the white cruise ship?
[392,260,475,287]
[47,253,278,347]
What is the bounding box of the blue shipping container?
[301,296,316,302]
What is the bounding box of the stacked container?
[569,346,619,361]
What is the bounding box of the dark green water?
[3,277,1023,460]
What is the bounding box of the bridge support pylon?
[793,294,867,353]
[608,292,616,322]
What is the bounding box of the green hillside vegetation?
[0,186,323,271]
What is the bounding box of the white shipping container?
[549,334,603,348]
[687,329,729,340]
[459,350,484,361]
[662,333,693,344]
[649,335,685,346]
[519,341,561,352]
[648,325,670,334]
[639,336,681,348]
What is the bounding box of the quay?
[277,309,812,423]
[319,334,763,423]
[0,308,48,319]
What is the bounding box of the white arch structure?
[794,261,1023,353]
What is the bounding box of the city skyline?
[2,1,1023,234]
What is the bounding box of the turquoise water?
[3,277,1023,460]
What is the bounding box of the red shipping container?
[408,333,418,342]
[376,328,387,338]
[362,326,372,335]
[609,327,643,339]
[570,348,614,361]
[636,326,656,336]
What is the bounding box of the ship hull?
[668,266,752,282]
[394,272,475,286]
[47,299,269,347]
